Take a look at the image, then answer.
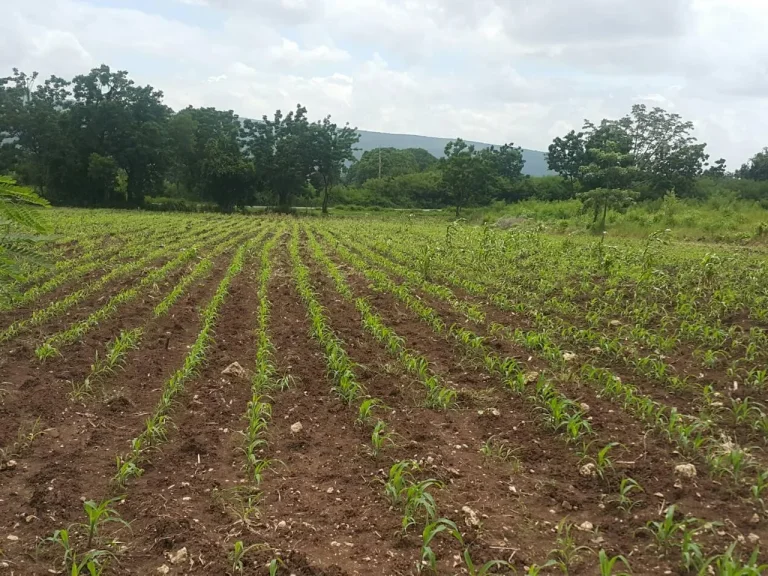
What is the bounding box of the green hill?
[355,130,552,177]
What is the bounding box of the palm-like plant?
[0,175,51,286]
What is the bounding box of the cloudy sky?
[2,0,767,166]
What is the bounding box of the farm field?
[1,210,768,575]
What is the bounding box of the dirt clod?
[221,361,247,378]
[674,463,697,479]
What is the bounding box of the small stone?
[579,463,596,477]
[326,487,334,494]
[489,408,500,417]
[578,521,594,532]
[750,513,761,525]
[290,422,303,434]
[748,533,760,544]
[653,492,665,498]
[157,566,170,575]
[609,320,621,327]
[276,520,288,531]
[426,456,434,465]
[462,506,481,528]
[6,534,19,541]
[561,500,573,511]
[221,362,247,378]
[674,463,697,479]
[579,403,590,413]
[5,460,17,469]
[524,371,539,384]
[562,352,577,362]
[168,547,187,565]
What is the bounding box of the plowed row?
[1,210,767,576]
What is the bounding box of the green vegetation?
[0,176,51,292]
[8,64,767,237]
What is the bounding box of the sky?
[2,0,767,167]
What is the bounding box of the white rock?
[524,371,539,384]
[221,362,247,378]
[6,535,18,541]
[749,533,760,545]
[579,463,597,477]
[489,408,501,417]
[674,464,697,479]
[750,513,761,525]
[290,421,303,434]
[326,487,334,494]
[578,521,594,532]
[168,547,187,565]
[579,403,590,413]
[462,506,480,528]
[277,520,288,531]
[562,352,577,362]
[157,565,170,575]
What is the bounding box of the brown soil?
[2,227,767,576]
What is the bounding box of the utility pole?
[378,148,382,179]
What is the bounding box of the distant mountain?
[355,130,553,177]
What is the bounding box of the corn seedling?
[369,419,396,457]
[548,519,593,574]
[597,549,632,576]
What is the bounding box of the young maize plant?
[579,363,768,490]
[323,231,594,445]
[305,226,456,409]
[361,223,768,375]
[288,226,366,405]
[240,229,287,486]
[0,222,240,345]
[322,228,486,324]
[69,232,255,400]
[70,327,143,400]
[382,460,443,534]
[35,246,200,360]
[340,227,768,492]
[151,232,242,318]
[113,241,252,487]
[1,222,203,312]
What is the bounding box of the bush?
[144,196,218,212]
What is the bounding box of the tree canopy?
[547,104,709,200]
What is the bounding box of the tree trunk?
[455,204,461,217]
[601,201,608,230]
[321,185,330,214]
[321,174,330,215]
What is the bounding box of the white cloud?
[268,38,350,66]
[2,0,768,166]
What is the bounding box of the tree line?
[2,64,767,215]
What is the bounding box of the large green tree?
[440,139,495,217]
[1,65,170,206]
[309,116,359,214]
[737,148,768,181]
[241,104,314,211]
[548,105,709,199]
[547,130,587,190]
[167,106,241,198]
[200,136,254,212]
